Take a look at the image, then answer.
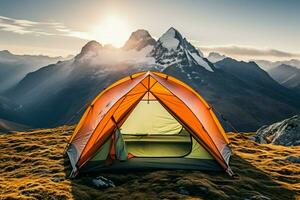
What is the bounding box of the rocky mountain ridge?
[253,115,300,146]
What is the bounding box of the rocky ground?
[0,126,299,200]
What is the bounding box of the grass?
[0,126,299,200]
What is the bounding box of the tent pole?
[147,75,150,104]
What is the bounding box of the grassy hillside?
[0,126,299,200]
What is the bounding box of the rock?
[196,186,208,194]
[92,176,115,188]
[272,159,286,164]
[286,156,300,163]
[51,176,65,182]
[252,115,300,146]
[177,186,190,195]
[176,179,208,195]
[176,179,192,186]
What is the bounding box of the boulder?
[252,115,300,146]
[286,156,300,163]
[92,176,115,188]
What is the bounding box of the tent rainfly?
[66,71,232,177]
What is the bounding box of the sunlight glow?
[91,16,131,48]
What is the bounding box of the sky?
[0,0,299,61]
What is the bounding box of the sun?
[91,16,131,48]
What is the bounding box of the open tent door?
[90,91,213,160]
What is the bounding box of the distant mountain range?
[207,51,300,71]
[0,50,66,93]
[1,27,300,131]
[254,59,300,71]
[207,52,300,91]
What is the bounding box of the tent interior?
[84,91,219,172]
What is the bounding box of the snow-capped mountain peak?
[158,27,182,50]
[148,27,214,72]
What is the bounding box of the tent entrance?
[119,96,192,157]
[90,91,214,163]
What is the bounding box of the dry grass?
[0,126,299,200]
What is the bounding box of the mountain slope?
[0,126,299,199]
[268,64,300,90]
[0,50,63,93]
[0,95,25,126]
[0,118,30,133]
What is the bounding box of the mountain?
[0,50,64,93]
[122,29,156,51]
[75,40,103,60]
[3,31,157,127]
[254,59,300,71]
[4,27,300,131]
[149,28,214,72]
[215,58,283,88]
[207,52,226,63]
[268,64,300,90]
[164,55,300,130]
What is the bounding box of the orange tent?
[66,71,232,177]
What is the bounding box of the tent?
[66,71,232,177]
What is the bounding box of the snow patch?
[159,29,179,50]
[190,52,214,72]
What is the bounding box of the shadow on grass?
[63,155,298,200]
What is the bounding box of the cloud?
[198,45,300,59]
[0,15,90,39]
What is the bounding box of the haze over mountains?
[268,64,300,90]
[0,50,65,93]
[207,52,300,92]
[1,27,300,132]
[207,51,300,70]
[255,59,300,71]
